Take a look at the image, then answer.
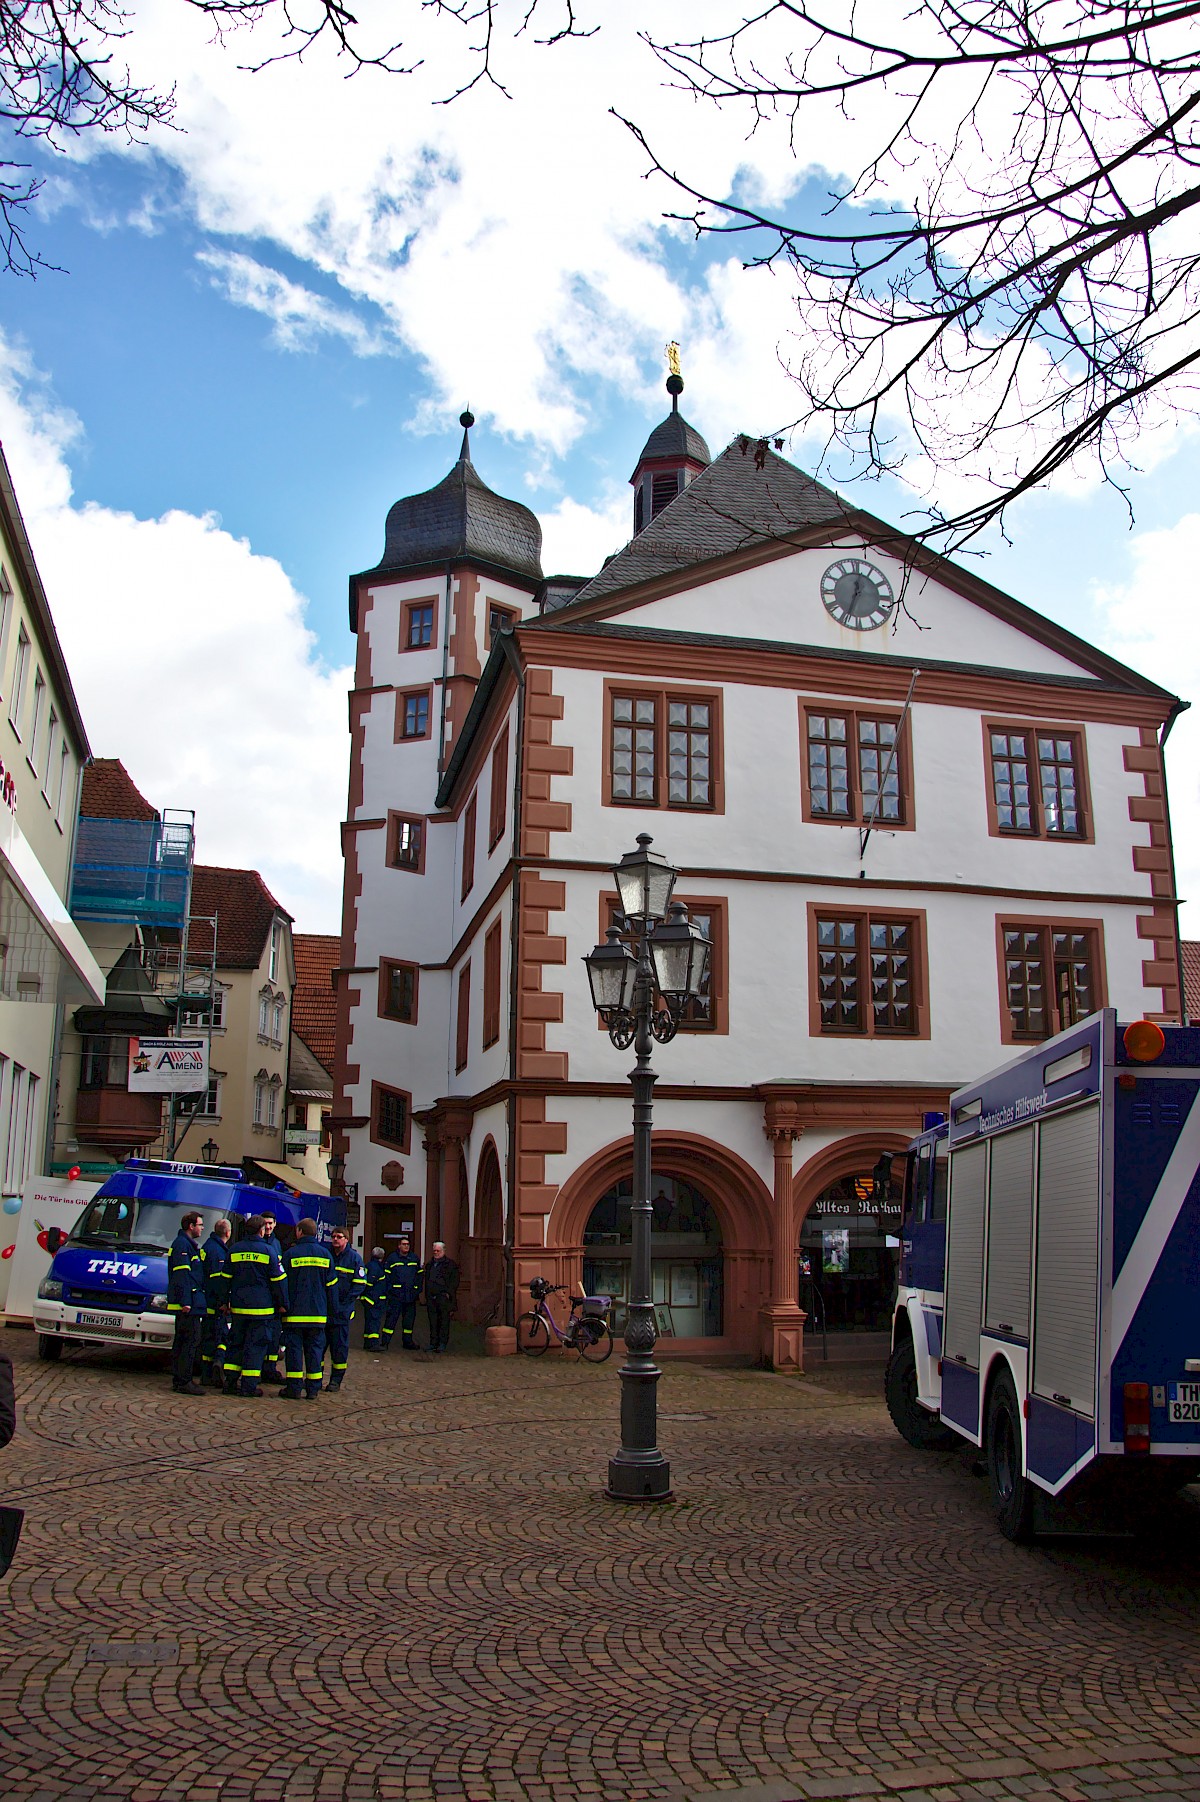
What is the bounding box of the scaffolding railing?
[71,808,195,927]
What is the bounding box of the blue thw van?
[32,1158,346,1361]
[887,1009,1200,1539]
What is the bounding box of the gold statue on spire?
[665,341,682,378]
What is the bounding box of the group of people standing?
[167,1210,460,1398]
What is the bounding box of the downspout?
[1159,698,1191,1022]
[437,563,453,773]
[501,626,526,1327]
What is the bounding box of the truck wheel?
[36,1334,62,1362]
[885,1336,958,1450]
[986,1370,1035,1543]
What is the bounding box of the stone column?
[439,1135,463,1261]
[422,1132,443,1254]
[758,1099,807,1371]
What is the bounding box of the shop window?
[483,919,502,1048]
[998,918,1104,1042]
[387,812,426,874]
[809,905,928,1038]
[379,959,418,1024]
[604,682,723,812]
[985,720,1089,839]
[461,792,476,902]
[371,1080,411,1153]
[800,1166,904,1333]
[396,687,432,741]
[801,705,911,827]
[583,1176,723,1338]
[489,725,509,849]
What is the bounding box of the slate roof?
[291,931,338,1071]
[189,865,291,971]
[1183,941,1200,1022]
[80,758,159,822]
[634,409,711,472]
[567,438,850,607]
[369,426,542,587]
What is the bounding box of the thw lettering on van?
[85,1258,148,1278]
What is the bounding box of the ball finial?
[459,408,475,429]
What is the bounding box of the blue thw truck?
[32,1158,346,1362]
[886,1009,1200,1540]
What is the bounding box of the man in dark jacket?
[199,1217,231,1386]
[259,1210,285,1383]
[167,1210,207,1395]
[382,1236,422,1350]
[280,1219,338,1399]
[223,1217,288,1397]
[421,1241,460,1355]
[326,1227,366,1390]
[362,1246,386,1351]
[0,1345,15,1447]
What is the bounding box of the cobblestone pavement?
[3,1333,1200,1802]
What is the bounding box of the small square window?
[399,691,430,740]
[406,603,435,649]
[388,813,425,873]
[380,960,418,1023]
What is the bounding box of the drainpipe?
[1160,698,1191,1022]
[501,626,525,1327]
[437,564,453,774]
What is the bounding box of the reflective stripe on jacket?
[329,1245,367,1321]
[385,1253,422,1302]
[167,1231,206,1314]
[281,1240,338,1324]
[227,1241,287,1316]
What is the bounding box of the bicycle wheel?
[516,1312,550,1356]
[578,1320,614,1364]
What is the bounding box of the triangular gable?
[542,440,1173,700]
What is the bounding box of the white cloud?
[0,333,350,931]
[1093,519,1200,946]
[197,249,390,355]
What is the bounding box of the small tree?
[632,0,1200,548]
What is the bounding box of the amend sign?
[127,1037,209,1094]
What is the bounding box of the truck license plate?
[74,1311,125,1330]
[1168,1382,1200,1423]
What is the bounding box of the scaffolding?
[71,809,195,927]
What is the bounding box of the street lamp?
[200,1137,219,1166]
[583,834,710,1502]
[327,1150,347,1194]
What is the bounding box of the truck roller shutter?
[984,1125,1035,1338]
[1032,1103,1100,1419]
[943,1139,987,1368]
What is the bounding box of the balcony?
[74,1084,164,1154]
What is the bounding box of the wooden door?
[367,1198,423,1258]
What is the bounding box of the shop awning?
[249,1158,330,1196]
[0,807,104,1004]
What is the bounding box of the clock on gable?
[821,557,895,630]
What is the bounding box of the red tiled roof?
[80,758,158,822]
[1183,941,1200,1023]
[189,865,292,971]
[292,932,339,1071]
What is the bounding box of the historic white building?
[332,391,1185,1364]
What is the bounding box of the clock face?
[821,558,895,630]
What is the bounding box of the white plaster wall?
[639,541,1098,679]
[541,1093,774,1214]
[448,890,512,1099]
[467,1099,509,1232]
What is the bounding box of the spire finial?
[665,341,684,411]
[458,407,475,461]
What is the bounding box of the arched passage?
[541,1132,774,1352]
[793,1131,911,1336]
[461,1138,505,1326]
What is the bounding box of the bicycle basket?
[528,1276,551,1301]
[581,1295,610,1319]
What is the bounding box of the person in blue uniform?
[223,1217,288,1397]
[259,1210,285,1383]
[280,1219,338,1400]
[362,1246,386,1351]
[326,1226,367,1391]
[382,1236,423,1350]
[199,1217,231,1386]
[167,1210,207,1395]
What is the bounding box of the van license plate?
[75,1311,125,1330]
[1168,1382,1200,1422]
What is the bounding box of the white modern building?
[332,394,1185,1363]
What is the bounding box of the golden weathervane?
[665,341,682,378]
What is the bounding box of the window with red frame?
[804,708,907,825]
[388,814,424,872]
[1001,924,1099,1040]
[461,792,477,902]
[483,919,502,1047]
[608,689,717,810]
[814,911,921,1036]
[455,962,471,1071]
[398,690,431,740]
[988,724,1086,838]
[489,725,509,849]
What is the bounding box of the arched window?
[583,1175,723,1337]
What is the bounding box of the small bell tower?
[629,343,711,535]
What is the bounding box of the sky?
[0,0,1197,940]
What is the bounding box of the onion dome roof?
[374,414,543,584]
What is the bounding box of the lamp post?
[327,1150,347,1194]
[583,834,710,1502]
[200,1137,220,1166]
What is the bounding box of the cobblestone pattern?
[1,1336,1199,1802]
